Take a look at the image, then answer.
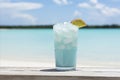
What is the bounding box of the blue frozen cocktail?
[53,19,86,71]
[54,22,78,70]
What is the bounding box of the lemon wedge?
[71,18,86,28]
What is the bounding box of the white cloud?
[74,10,82,17]
[94,3,104,9]
[53,0,71,5]
[12,13,37,24]
[78,0,120,16]
[77,0,120,25]
[101,7,120,16]
[78,3,91,8]
[111,0,120,2]
[0,1,43,25]
[0,2,43,10]
[0,0,10,2]
[90,0,98,4]
[53,0,61,5]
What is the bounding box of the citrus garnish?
[71,18,86,28]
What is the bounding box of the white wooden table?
[0,67,120,80]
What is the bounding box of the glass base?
[56,67,76,71]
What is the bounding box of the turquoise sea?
[0,29,120,67]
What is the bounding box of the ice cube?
[64,39,72,44]
[72,42,77,47]
[59,45,65,49]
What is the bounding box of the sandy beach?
[0,60,54,67]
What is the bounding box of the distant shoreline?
[0,25,120,29]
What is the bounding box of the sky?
[0,0,120,25]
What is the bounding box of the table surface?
[0,67,120,77]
